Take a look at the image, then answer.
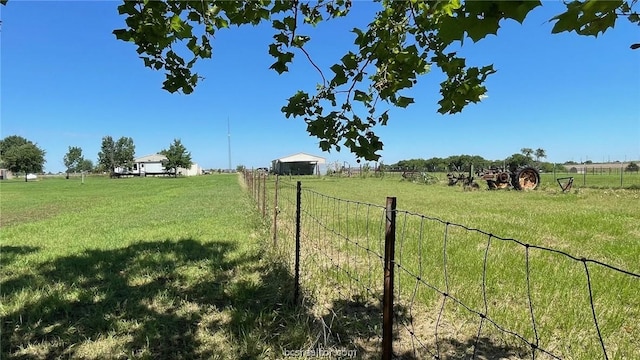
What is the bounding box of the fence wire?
[242,172,640,359]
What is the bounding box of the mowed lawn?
[1,175,315,359]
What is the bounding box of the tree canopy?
[98,136,135,173]
[110,0,639,160]
[160,139,193,177]
[77,159,95,173]
[0,135,46,181]
[63,146,83,176]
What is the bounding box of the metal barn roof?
[274,152,326,164]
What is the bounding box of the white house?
[132,154,168,176]
[113,154,202,177]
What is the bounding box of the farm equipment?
[402,171,439,185]
[448,165,541,190]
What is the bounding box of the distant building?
[177,163,202,176]
[0,169,13,180]
[271,152,326,175]
[113,154,202,177]
[132,154,168,176]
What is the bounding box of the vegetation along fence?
[242,171,639,359]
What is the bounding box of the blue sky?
[2,1,639,173]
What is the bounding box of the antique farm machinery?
[447,165,541,190]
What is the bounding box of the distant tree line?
[0,135,193,180]
[386,148,564,173]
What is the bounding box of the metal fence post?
[273,175,279,246]
[262,173,267,218]
[294,181,302,304]
[382,196,397,360]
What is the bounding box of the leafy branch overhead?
[109,0,639,161]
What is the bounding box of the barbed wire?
[241,172,639,359]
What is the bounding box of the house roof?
[274,152,326,164]
[135,154,168,163]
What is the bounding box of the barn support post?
[294,181,302,304]
[382,196,397,360]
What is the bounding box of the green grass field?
[2,174,638,359]
[259,174,640,359]
[1,175,319,359]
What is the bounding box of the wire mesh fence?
[241,171,639,359]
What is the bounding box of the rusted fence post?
[294,181,302,304]
[253,172,262,211]
[262,173,267,218]
[273,175,279,246]
[382,196,397,360]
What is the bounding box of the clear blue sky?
[2,1,639,173]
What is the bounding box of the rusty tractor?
[448,165,540,190]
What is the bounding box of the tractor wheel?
[513,167,540,190]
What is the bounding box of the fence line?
[241,171,639,359]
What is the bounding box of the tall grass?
[264,175,640,359]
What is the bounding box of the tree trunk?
[25,173,28,182]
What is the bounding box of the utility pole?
[227,117,232,171]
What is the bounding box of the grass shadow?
[1,238,318,359]
[1,245,40,266]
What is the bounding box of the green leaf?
[280,51,294,63]
[271,0,292,14]
[292,35,310,47]
[438,16,465,45]
[117,2,139,15]
[551,2,581,34]
[113,29,133,42]
[341,52,358,70]
[379,111,389,126]
[281,91,309,117]
[465,17,500,42]
[353,90,370,103]
[186,37,198,54]
[214,17,229,29]
[283,16,296,31]
[274,32,289,44]
[330,64,348,86]
[187,11,201,22]
[499,1,542,24]
[396,96,414,108]
[270,61,288,74]
[170,15,183,32]
[268,43,282,58]
[319,140,331,151]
